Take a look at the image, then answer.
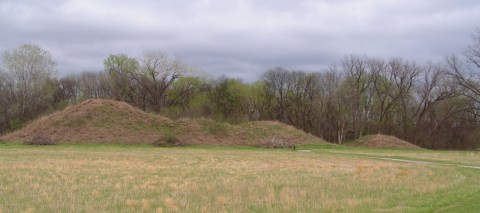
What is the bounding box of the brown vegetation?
[349,134,421,149]
[24,135,56,145]
[1,99,325,146]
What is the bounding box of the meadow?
[0,143,479,212]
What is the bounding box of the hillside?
[1,99,325,146]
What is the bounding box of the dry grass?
[0,145,477,212]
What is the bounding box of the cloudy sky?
[1,0,479,80]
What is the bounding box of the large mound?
[1,99,325,146]
[1,99,174,144]
[349,134,421,149]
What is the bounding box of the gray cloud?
[1,0,479,81]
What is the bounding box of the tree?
[52,75,80,104]
[447,28,480,105]
[104,54,139,103]
[340,55,374,138]
[137,51,191,112]
[262,67,294,123]
[78,71,111,99]
[286,72,321,132]
[209,77,249,122]
[1,44,56,121]
[316,68,346,143]
[466,28,480,69]
[164,76,210,118]
[0,72,12,133]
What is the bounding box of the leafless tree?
[466,28,480,69]
[137,51,191,112]
[262,67,295,123]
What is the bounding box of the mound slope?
[1,99,325,146]
[349,134,421,149]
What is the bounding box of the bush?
[9,119,24,131]
[25,135,56,145]
[268,137,294,149]
[0,138,5,144]
[153,134,183,147]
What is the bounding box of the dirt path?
[298,149,480,170]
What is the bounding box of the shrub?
[9,119,24,131]
[153,134,183,147]
[25,135,57,145]
[268,137,294,149]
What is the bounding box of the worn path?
[298,149,480,170]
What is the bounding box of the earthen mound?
[350,134,421,149]
[1,99,174,144]
[1,99,326,146]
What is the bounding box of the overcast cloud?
[1,0,479,80]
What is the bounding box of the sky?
[1,0,479,81]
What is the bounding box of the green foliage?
[104,54,139,76]
[44,100,70,115]
[209,77,250,123]
[1,44,57,126]
[164,76,211,118]
[103,54,139,102]
[9,119,24,131]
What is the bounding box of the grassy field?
[300,144,480,166]
[0,143,479,212]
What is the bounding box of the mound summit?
[1,99,325,146]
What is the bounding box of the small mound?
[176,119,323,146]
[1,99,326,146]
[349,134,421,149]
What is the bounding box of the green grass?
[0,142,479,212]
[198,119,230,136]
[299,142,480,166]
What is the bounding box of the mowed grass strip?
[0,145,479,212]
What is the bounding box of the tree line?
[1,29,480,149]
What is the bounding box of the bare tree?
[446,55,480,104]
[341,55,374,138]
[466,28,480,69]
[372,58,420,134]
[447,28,480,105]
[262,67,294,123]
[137,51,191,112]
[79,71,110,99]
[414,63,458,125]
[52,75,80,104]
